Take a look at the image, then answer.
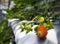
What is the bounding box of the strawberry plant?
[0,0,60,44]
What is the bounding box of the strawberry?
[38,17,45,23]
[37,26,48,39]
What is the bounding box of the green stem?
[32,16,38,21]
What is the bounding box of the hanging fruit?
[38,17,45,23]
[36,26,48,39]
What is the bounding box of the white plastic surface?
[8,19,58,44]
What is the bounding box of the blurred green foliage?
[0,20,13,44]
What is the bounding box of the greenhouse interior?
[0,0,60,44]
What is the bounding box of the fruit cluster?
[20,16,53,38]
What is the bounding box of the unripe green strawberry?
[25,25,32,30]
[38,17,45,23]
[25,24,32,32]
[20,24,24,29]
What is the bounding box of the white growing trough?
[8,19,58,44]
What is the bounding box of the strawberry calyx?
[37,31,42,37]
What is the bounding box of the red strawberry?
[37,26,48,39]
